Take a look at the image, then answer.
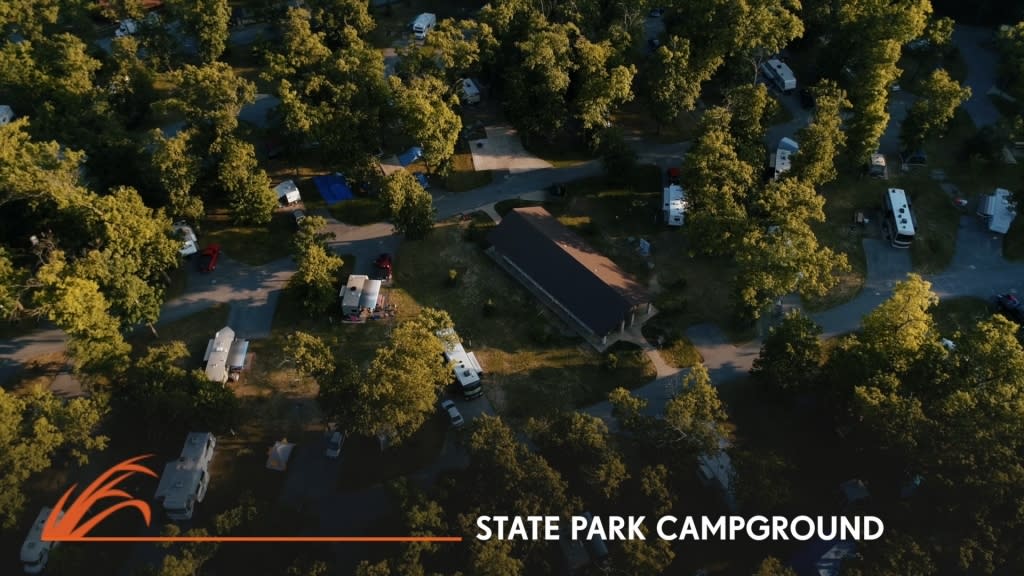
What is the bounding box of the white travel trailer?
[412,13,436,40]
[21,507,62,574]
[977,188,1016,234]
[662,184,686,226]
[274,179,302,205]
[0,104,14,125]
[883,188,916,248]
[341,274,370,315]
[436,328,484,399]
[172,221,198,257]
[458,78,481,104]
[204,327,235,384]
[770,137,799,180]
[154,433,217,521]
[761,58,796,92]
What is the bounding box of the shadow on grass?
[337,415,448,492]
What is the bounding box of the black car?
[994,293,1024,325]
[799,88,815,109]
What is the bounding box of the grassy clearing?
[908,179,960,273]
[520,132,594,168]
[931,296,991,337]
[445,147,493,192]
[203,209,296,265]
[131,303,231,359]
[329,197,389,225]
[612,99,702,144]
[805,175,876,311]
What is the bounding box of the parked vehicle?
[994,293,1024,325]
[115,19,138,37]
[154,433,216,521]
[761,58,796,93]
[867,153,888,179]
[667,167,681,185]
[441,399,465,428]
[21,508,62,574]
[412,13,436,40]
[198,244,221,272]
[458,78,481,104]
[172,221,198,257]
[437,328,484,399]
[325,431,345,459]
[374,253,393,280]
[882,188,916,249]
[292,209,306,227]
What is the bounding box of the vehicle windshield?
[895,233,914,243]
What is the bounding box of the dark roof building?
[487,207,652,347]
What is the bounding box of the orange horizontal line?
[47,536,463,543]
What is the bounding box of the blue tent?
[414,172,431,189]
[313,173,354,206]
[397,146,423,167]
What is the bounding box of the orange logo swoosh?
[43,454,462,544]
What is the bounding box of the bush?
[603,352,619,371]
[447,269,458,286]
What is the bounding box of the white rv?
[458,78,481,104]
[203,327,236,384]
[662,184,686,226]
[0,104,14,125]
[412,13,436,40]
[274,180,302,205]
[340,274,370,315]
[21,507,62,574]
[761,58,796,93]
[883,188,916,248]
[436,328,484,399]
[172,221,198,257]
[770,137,799,180]
[154,433,217,521]
[697,439,738,512]
[977,188,1016,234]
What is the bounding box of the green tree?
[646,36,720,129]
[664,364,729,454]
[357,321,450,444]
[285,331,338,382]
[398,18,498,83]
[531,412,629,502]
[998,21,1024,101]
[860,274,937,369]
[900,68,971,150]
[170,0,231,63]
[217,137,276,225]
[726,83,777,167]
[291,243,344,315]
[598,127,637,184]
[390,76,462,174]
[754,556,797,576]
[751,310,823,391]
[381,171,436,240]
[166,63,256,146]
[792,81,850,186]
[504,16,577,140]
[149,129,204,223]
[572,36,636,136]
[306,0,375,46]
[0,388,108,528]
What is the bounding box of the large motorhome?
[412,13,436,40]
[761,58,796,93]
[883,188,916,248]
[662,184,686,226]
[21,508,61,574]
[436,328,484,399]
[154,433,216,521]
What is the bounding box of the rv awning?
[266,440,295,471]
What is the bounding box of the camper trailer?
[21,508,62,574]
[0,104,14,125]
[978,188,1016,234]
[412,13,436,40]
[436,328,484,399]
[172,221,198,257]
[274,180,302,205]
[770,137,799,180]
[761,58,796,93]
[458,78,481,104]
[883,188,916,248]
[227,338,249,382]
[154,433,217,521]
[341,274,369,315]
[662,184,686,226]
[203,327,236,384]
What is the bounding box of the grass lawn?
[907,179,960,273]
[520,131,594,168]
[130,303,231,359]
[931,296,991,337]
[642,314,703,368]
[612,99,702,144]
[445,147,494,192]
[329,197,389,225]
[203,209,296,266]
[805,175,876,311]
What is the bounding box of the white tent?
[274,180,301,205]
[266,440,295,471]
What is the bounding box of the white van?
[412,13,436,40]
[458,78,481,105]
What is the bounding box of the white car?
[172,221,198,257]
[441,399,465,428]
[325,431,344,458]
[115,19,138,38]
[292,209,306,227]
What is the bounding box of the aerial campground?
[3,0,1024,575]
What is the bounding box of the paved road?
[953,25,1002,128]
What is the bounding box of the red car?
[374,253,392,280]
[198,244,221,272]
[667,167,681,185]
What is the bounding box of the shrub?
[603,352,619,371]
[447,269,458,286]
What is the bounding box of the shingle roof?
[488,207,650,335]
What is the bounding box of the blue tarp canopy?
[397,146,423,167]
[414,172,430,189]
[313,173,354,206]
